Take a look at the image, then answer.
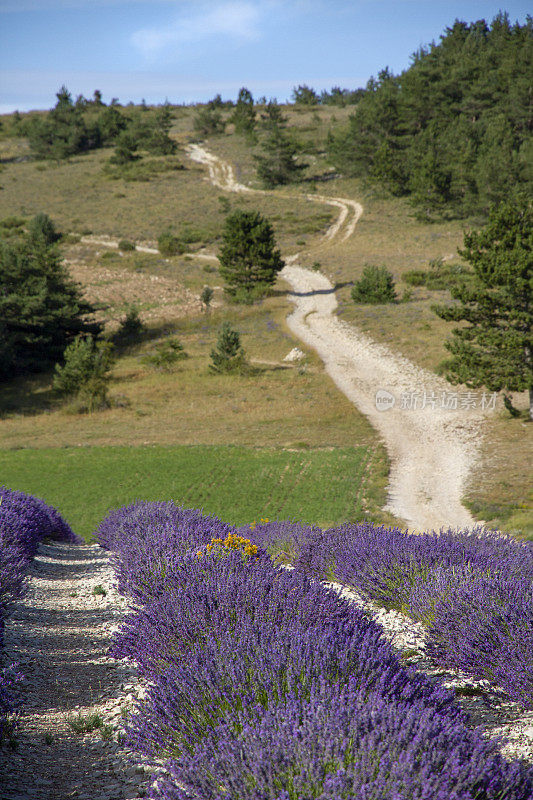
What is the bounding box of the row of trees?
[22,87,176,161]
[327,14,532,218]
[194,91,306,188]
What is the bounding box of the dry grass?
[0,296,379,450]
[0,103,530,536]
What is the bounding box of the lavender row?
[243,520,533,708]
[97,502,533,799]
[0,486,78,743]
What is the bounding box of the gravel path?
[0,542,152,800]
[187,143,487,531]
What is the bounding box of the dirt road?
[187,143,486,531]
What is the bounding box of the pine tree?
[53,335,114,411]
[209,322,247,374]
[27,86,93,160]
[0,236,101,378]
[193,106,225,137]
[292,85,319,105]
[231,87,255,139]
[145,102,176,155]
[218,210,284,301]
[28,213,62,246]
[97,105,127,144]
[433,198,533,418]
[254,101,305,188]
[109,131,139,165]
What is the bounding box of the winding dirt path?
[187,143,486,531]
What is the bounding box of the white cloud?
[131,2,261,59]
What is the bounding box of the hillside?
[0,86,531,538]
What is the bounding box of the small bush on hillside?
[157,231,184,256]
[193,107,225,137]
[143,338,188,371]
[0,217,26,240]
[28,213,61,246]
[115,306,145,344]
[53,335,115,412]
[404,258,474,291]
[200,286,214,309]
[351,265,397,304]
[209,323,249,375]
[118,239,136,252]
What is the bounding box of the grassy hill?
[0,101,530,539]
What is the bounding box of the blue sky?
[0,1,531,112]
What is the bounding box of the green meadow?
[0,444,379,539]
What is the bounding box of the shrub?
[118,239,136,252]
[209,322,248,374]
[52,335,115,412]
[115,306,145,344]
[351,265,397,304]
[28,213,61,246]
[157,232,184,256]
[192,107,225,137]
[403,269,427,286]
[143,338,188,371]
[0,487,77,741]
[200,286,213,309]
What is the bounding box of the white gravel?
[0,541,155,800]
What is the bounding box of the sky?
[0,0,531,113]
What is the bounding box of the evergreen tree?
[200,286,214,310]
[218,210,284,301]
[193,106,225,137]
[254,101,305,188]
[28,213,62,246]
[142,338,188,371]
[27,86,94,159]
[209,322,247,374]
[144,102,176,154]
[292,85,319,105]
[0,236,100,378]
[433,198,533,418]
[327,15,533,217]
[97,105,127,144]
[231,87,255,138]
[108,131,139,165]
[53,335,114,411]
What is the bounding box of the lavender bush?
[153,682,531,800]
[245,520,533,709]
[0,486,77,742]
[98,506,533,798]
[95,501,234,601]
[0,485,78,561]
[408,567,533,707]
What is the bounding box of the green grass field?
[0,444,377,539]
